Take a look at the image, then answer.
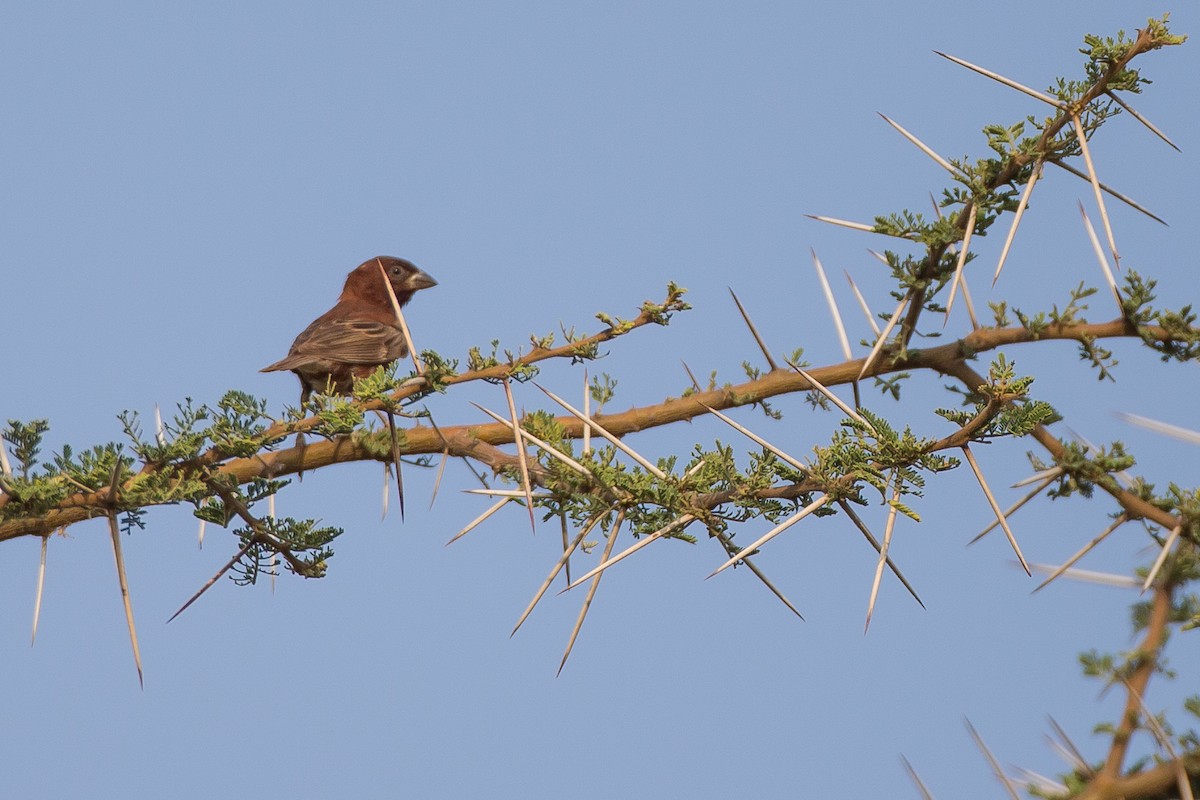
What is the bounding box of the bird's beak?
[407,269,438,291]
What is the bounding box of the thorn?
[559,513,573,586]
[900,755,935,800]
[1032,515,1127,593]
[31,535,48,646]
[1011,466,1064,488]
[446,498,510,546]
[1116,412,1200,445]
[511,513,605,637]
[1049,159,1166,225]
[582,368,591,455]
[810,249,852,362]
[472,402,590,476]
[1078,203,1123,314]
[805,214,877,234]
[108,512,144,689]
[866,249,891,268]
[857,293,910,381]
[167,539,257,624]
[962,445,1030,576]
[383,411,405,521]
[992,159,1042,287]
[1106,89,1181,152]
[0,433,13,479]
[680,360,702,392]
[964,718,1022,800]
[943,203,978,327]
[1071,114,1119,267]
[562,514,696,591]
[788,365,871,428]
[933,50,1065,108]
[805,214,920,241]
[843,270,882,337]
[153,404,166,446]
[713,530,804,619]
[1143,525,1183,592]
[970,472,1058,545]
[464,488,555,498]
[428,448,449,509]
[535,383,667,480]
[502,377,537,535]
[708,496,828,578]
[558,511,624,675]
[878,113,962,175]
[838,500,923,608]
[1046,716,1092,777]
[864,481,902,633]
[728,288,780,370]
[1029,564,1139,589]
[699,403,807,471]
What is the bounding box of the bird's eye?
[391,266,402,275]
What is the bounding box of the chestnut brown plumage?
[262,256,437,404]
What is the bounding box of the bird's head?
[343,256,438,308]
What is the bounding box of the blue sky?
[3,3,1198,797]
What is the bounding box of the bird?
[262,256,438,404]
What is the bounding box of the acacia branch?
[1,316,1189,542]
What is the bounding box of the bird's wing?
[286,318,407,365]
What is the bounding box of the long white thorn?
[31,535,48,646]
[1106,90,1181,152]
[810,249,852,361]
[446,498,511,546]
[843,270,882,336]
[729,288,780,370]
[1049,159,1166,225]
[473,402,591,476]
[503,377,537,535]
[934,51,1065,109]
[562,514,696,590]
[1072,114,1119,267]
[582,369,591,455]
[709,495,829,577]
[790,365,871,428]
[806,215,921,241]
[878,113,961,175]
[1116,412,1200,445]
[857,294,910,380]
[1032,515,1126,592]
[970,472,1058,545]
[1079,203,1123,314]
[865,481,901,633]
[535,383,667,480]
[992,160,1041,287]
[699,403,807,471]
[962,445,1030,576]
[943,203,978,327]
[1143,525,1183,592]
[965,718,1022,800]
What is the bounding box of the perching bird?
[261,256,437,404]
